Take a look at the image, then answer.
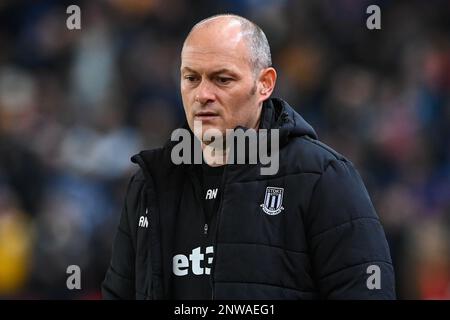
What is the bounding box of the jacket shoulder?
[283,135,350,174]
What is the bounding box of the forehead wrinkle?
[181,45,252,77]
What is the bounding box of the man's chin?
[202,126,225,140]
[193,122,222,135]
[190,120,226,142]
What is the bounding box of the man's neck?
[202,143,227,167]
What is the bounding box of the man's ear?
[258,67,277,102]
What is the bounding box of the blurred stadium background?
[0,0,448,299]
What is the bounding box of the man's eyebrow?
[181,67,239,77]
[180,67,198,73]
[210,69,239,77]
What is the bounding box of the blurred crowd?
[0,0,448,299]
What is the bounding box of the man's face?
[180,20,262,142]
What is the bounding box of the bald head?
[183,14,272,74]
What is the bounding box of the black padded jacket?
[102,98,396,299]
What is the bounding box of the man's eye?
[217,77,232,84]
[184,75,198,82]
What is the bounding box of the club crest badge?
[260,187,284,215]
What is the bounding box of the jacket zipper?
[209,165,227,300]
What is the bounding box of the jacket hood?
[260,97,317,145]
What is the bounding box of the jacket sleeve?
[102,174,139,299]
[306,159,396,299]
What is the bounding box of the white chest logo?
[205,188,218,200]
[260,187,284,215]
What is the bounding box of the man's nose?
[195,79,215,105]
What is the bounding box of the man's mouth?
[194,111,220,121]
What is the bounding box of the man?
[102,14,396,299]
